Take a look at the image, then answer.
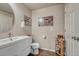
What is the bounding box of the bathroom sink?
[0,36,32,49]
[0,36,32,46]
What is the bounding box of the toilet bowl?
[31,43,39,55]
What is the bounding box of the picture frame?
[38,16,53,26]
[24,15,32,26]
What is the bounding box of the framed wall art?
[24,15,32,26]
[38,16,53,26]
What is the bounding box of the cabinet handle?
[72,36,79,41]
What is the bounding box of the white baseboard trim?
[40,48,55,52]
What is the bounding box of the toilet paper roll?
[42,35,47,39]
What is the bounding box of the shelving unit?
[55,35,65,56]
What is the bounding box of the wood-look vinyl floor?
[35,49,58,56]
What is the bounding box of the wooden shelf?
[56,51,61,56]
[55,35,65,56]
[56,45,61,48]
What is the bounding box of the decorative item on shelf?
[21,15,32,28]
[38,16,53,26]
[55,34,65,56]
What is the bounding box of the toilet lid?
[31,43,39,48]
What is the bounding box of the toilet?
[31,43,39,55]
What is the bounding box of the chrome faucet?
[8,32,13,40]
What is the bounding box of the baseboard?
[40,48,55,52]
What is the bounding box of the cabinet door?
[0,46,16,56]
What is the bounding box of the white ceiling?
[0,3,60,12]
[0,3,61,12]
[24,3,57,10]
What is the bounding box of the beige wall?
[0,3,65,52]
[32,4,65,51]
[0,3,32,39]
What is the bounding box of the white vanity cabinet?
[0,36,32,56]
